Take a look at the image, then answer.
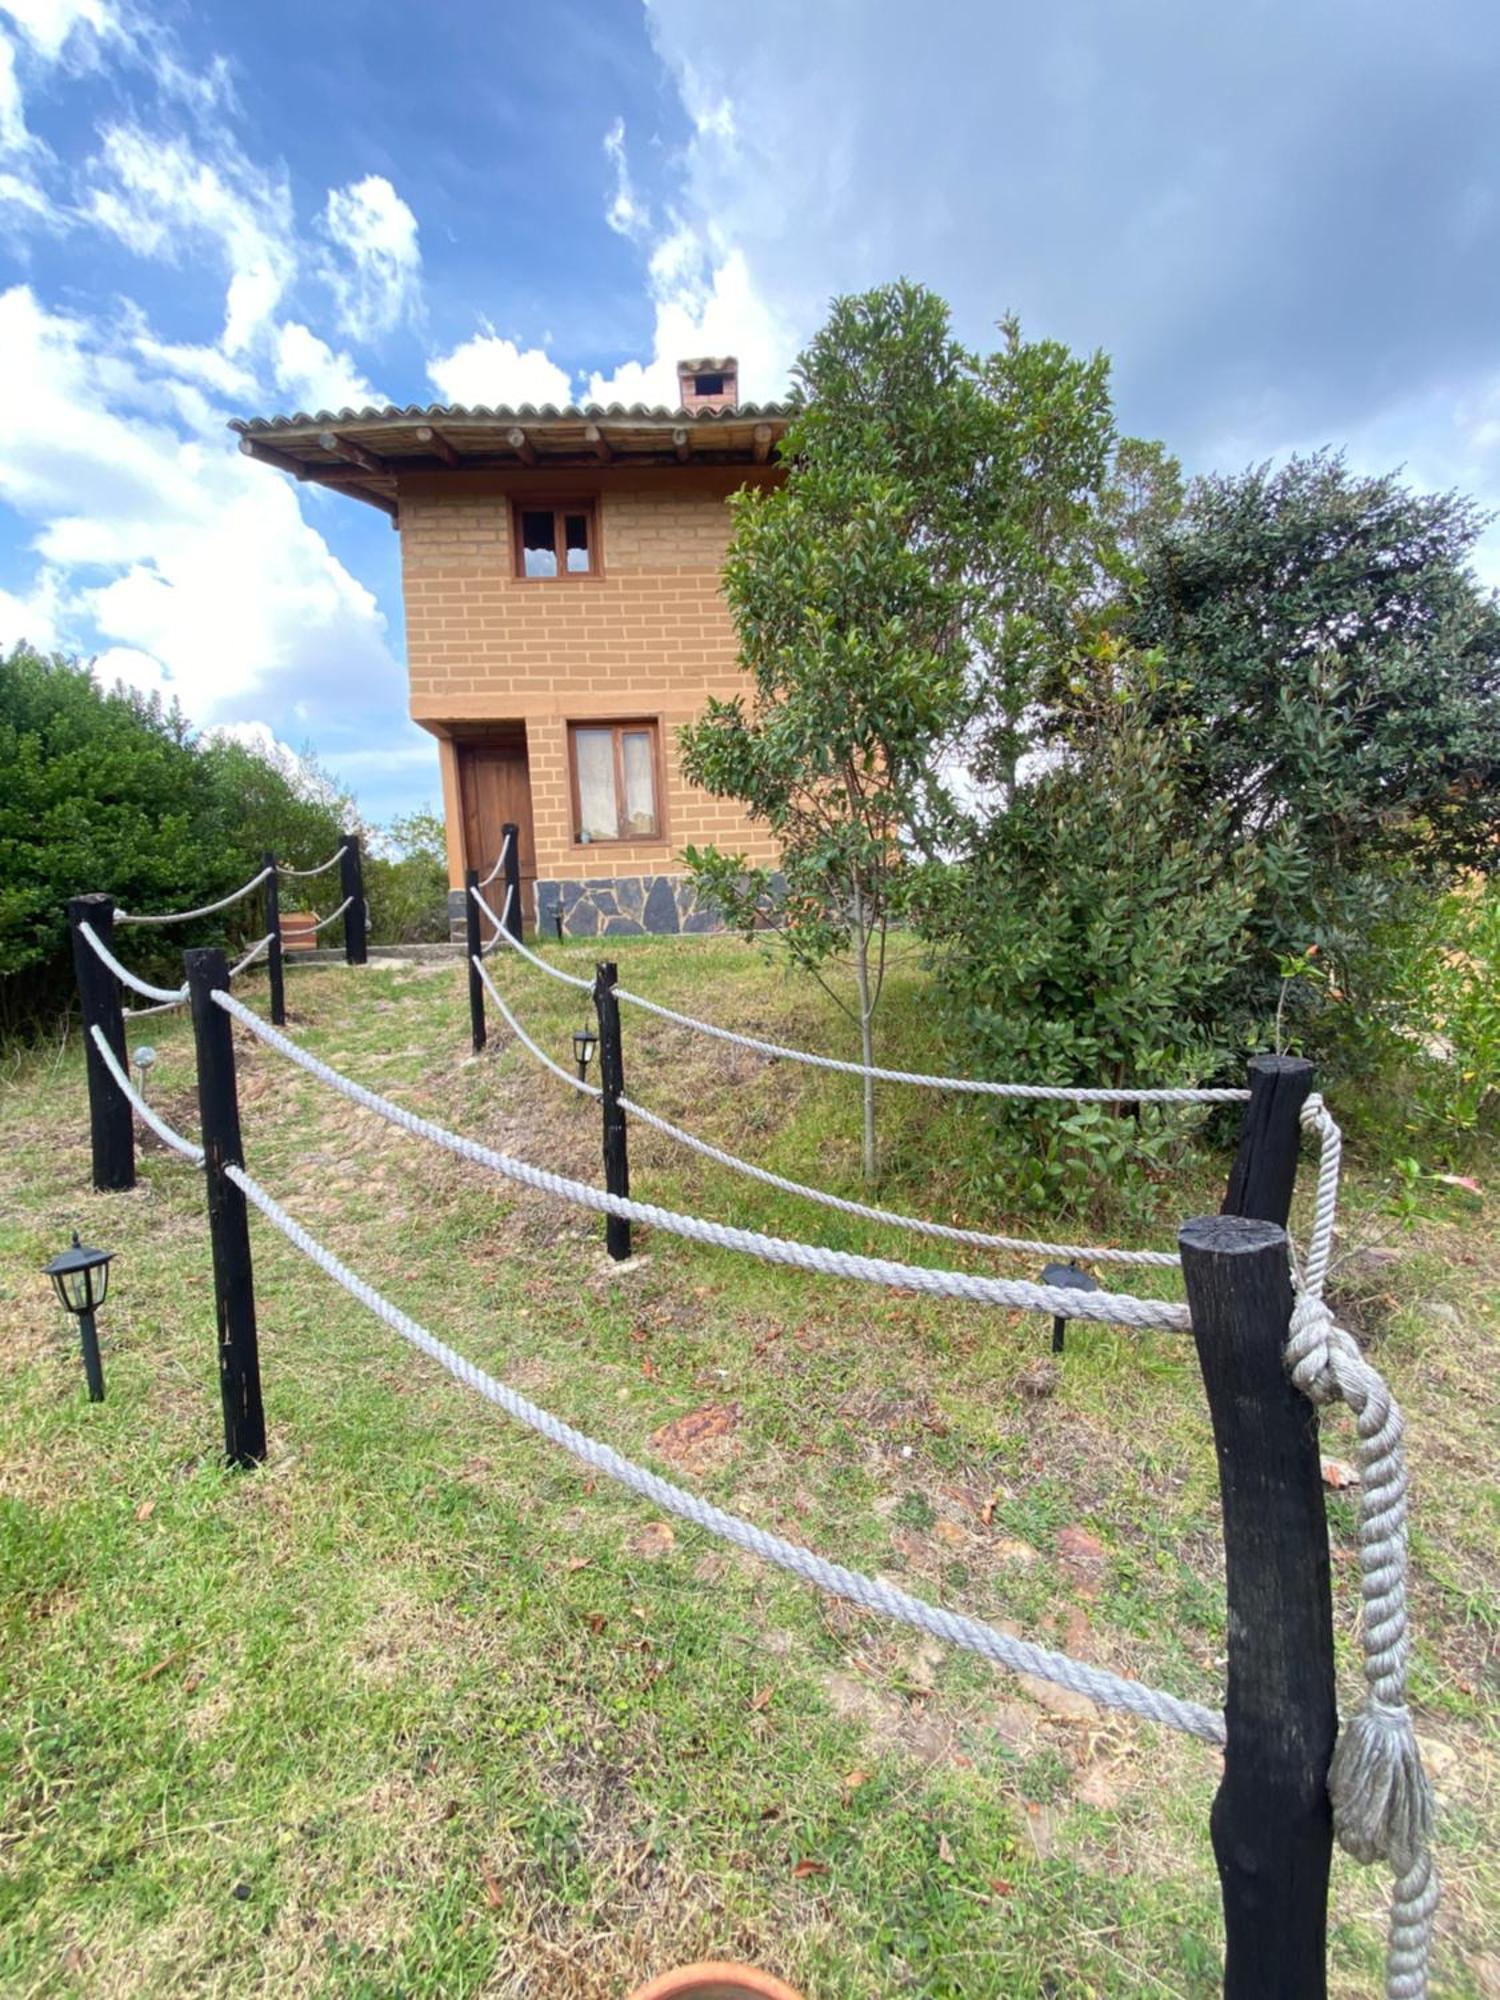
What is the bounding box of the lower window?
[569,721,661,842]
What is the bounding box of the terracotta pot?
[626,1964,806,2000]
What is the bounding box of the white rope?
[612,984,1254,1104]
[115,867,272,926]
[210,991,1190,1330]
[1287,1095,1437,1997]
[471,883,592,990]
[472,956,600,1098]
[228,933,275,979]
[474,881,516,950]
[227,1157,1223,1743]
[122,994,188,1020]
[477,825,514,890]
[88,1025,204,1162]
[78,922,189,1004]
[277,844,348,879]
[309,896,353,935]
[620,1089,1182,1269]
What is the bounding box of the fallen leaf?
[481,1867,503,1910]
[630,1520,676,1559]
[649,1403,740,1467]
[1321,1457,1360,1490]
[989,1877,1014,1898]
[586,1613,607,1634]
[750,1685,773,1712]
[565,1557,592,1573]
[937,1832,956,1866]
[842,1769,871,1796]
[792,1858,829,1879]
[135,1500,156,1523]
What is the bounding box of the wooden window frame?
[567,719,667,848]
[512,499,600,580]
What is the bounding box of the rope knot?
[1330,1696,1434,1875]
[1286,1288,1339,1403]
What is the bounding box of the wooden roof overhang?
[229,401,792,525]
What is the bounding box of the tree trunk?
[851,885,878,1181]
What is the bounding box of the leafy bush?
[0,645,349,1036]
[366,810,449,945]
[918,699,1257,1214]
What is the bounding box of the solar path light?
[1039,1259,1101,1355]
[573,1023,598,1083]
[43,1232,115,1403]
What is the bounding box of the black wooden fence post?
[1180,1214,1336,1999]
[262,852,286,1026]
[502,821,523,941]
[595,959,631,1261]
[464,866,486,1054]
[185,947,266,1468]
[339,833,367,966]
[1223,1053,1316,1226]
[68,893,135,1192]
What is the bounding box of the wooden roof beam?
[239,435,307,479]
[584,423,612,463]
[506,426,537,466]
[318,429,390,477]
[753,423,774,464]
[414,424,461,467]
[672,426,691,463]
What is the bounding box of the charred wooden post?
[69,893,135,1192]
[262,852,286,1026]
[1180,1213,1336,1997]
[186,947,266,1468]
[464,866,486,1054]
[339,834,367,966]
[502,821,523,941]
[595,959,631,1261]
[1223,1054,1316,1226]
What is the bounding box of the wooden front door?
[456,729,537,931]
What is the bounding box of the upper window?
[692,371,726,398]
[515,503,596,578]
[569,722,661,843]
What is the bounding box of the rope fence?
[276,843,348,879]
[65,908,1437,1997]
[116,866,272,927]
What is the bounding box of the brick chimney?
[676,356,738,412]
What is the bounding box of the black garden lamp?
[573,1022,598,1082]
[43,1231,115,1403]
[1040,1259,1100,1357]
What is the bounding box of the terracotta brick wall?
[398,467,781,890]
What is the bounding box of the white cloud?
[85,123,295,352]
[1,30,31,151]
[0,562,63,649]
[272,319,379,414]
[603,116,650,240]
[0,282,401,726]
[0,0,120,63]
[587,243,794,407]
[426,327,573,408]
[322,172,421,341]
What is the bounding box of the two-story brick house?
[233,358,788,936]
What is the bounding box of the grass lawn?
[1,936,1495,1998]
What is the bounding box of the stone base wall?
[537,874,720,938]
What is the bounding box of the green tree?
[681,281,1116,1177]
[0,645,353,1036]
[918,688,1257,1212]
[367,809,449,944]
[1127,452,1500,1041]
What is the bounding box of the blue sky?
[3,0,1498,826]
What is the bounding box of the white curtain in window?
[575,729,617,840]
[621,730,656,834]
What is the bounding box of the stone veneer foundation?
[448,874,721,940]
